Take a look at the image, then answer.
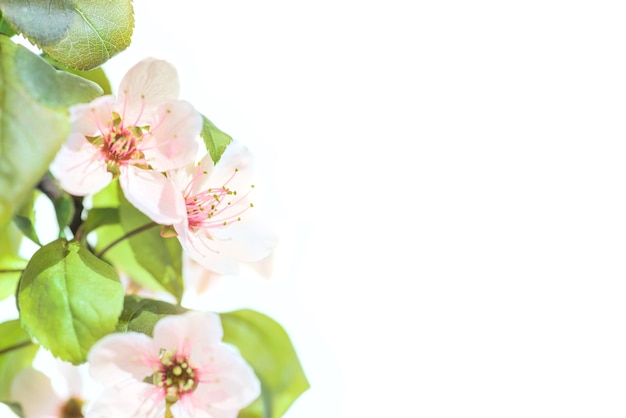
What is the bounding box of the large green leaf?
[201,115,232,165]
[221,310,309,418]
[0,320,38,401]
[0,36,102,226]
[17,239,124,364]
[0,0,134,70]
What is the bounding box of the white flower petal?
[87,332,155,385]
[142,100,202,171]
[117,58,180,124]
[50,143,112,196]
[11,368,62,418]
[120,166,187,225]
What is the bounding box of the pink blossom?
[166,142,277,274]
[86,311,259,418]
[50,58,201,224]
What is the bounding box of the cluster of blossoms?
[51,58,274,274]
[11,58,276,417]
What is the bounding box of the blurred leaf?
[18,239,124,364]
[52,192,75,237]
[0,0,134,70]
[12,191,40,246]
[221,310,309,418]
[0,37,102,227]
[0,223,25,301]
[0,319,38,401]
[91,181,177,297]
[0,15,15,37]
[80,207,119,236]
[200,115,232,165]
[118,295,188,335]
[44,55,112,95]
[1,402,24,417]
[102,182,184,302]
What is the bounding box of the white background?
[3,1,626,417]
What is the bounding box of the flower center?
[154,350,199,403]
[59,397,84,418]
[184,167,254,231]
[87,111,148,175]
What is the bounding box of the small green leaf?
[200,115,232,165]
[79,207,119,236]
[0,37,102,227]
[118,295,188,336]
[52,192,75,237]
[0,0,134,70]
[1,402,24,417]
[18,239,124,364]
[221,310,310,418]
[0,319,38,401]
[13,190,40,245]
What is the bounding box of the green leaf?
[1,402,24,417]
[0,37,102,227]
[221,310,310,418]
[52,192,75,237]
[116,183,184,302]
[0,223,25,301]
[0,320,38,401]
[44,55,112,95]
[80,207,119,236]
[12,190,41,246]
[118,295,188,336]
[200,115,232,165]
[0,0,134,70]
[0,16,16,37]
[17,239,124,364]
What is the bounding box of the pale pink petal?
[85,382,165,418]
[153,311,223,358]
[68,95,116,148]
[120,166,187,225]
[193,344,260,410]
[204,141,254,191]
[11,368,62,417]
[170,398,233,418]
[175,227,240,274]
[87,332,155,385]
[50,143,112,196]
[174,220,276,275]
[142,100,202,171]
[210,221,278,262]
[56,360,83,398]
[117,58,180,124]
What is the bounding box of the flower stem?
[164,403,174,418]
[0,340,33,356]
[0,269,24,274]
[96,222,159,258]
